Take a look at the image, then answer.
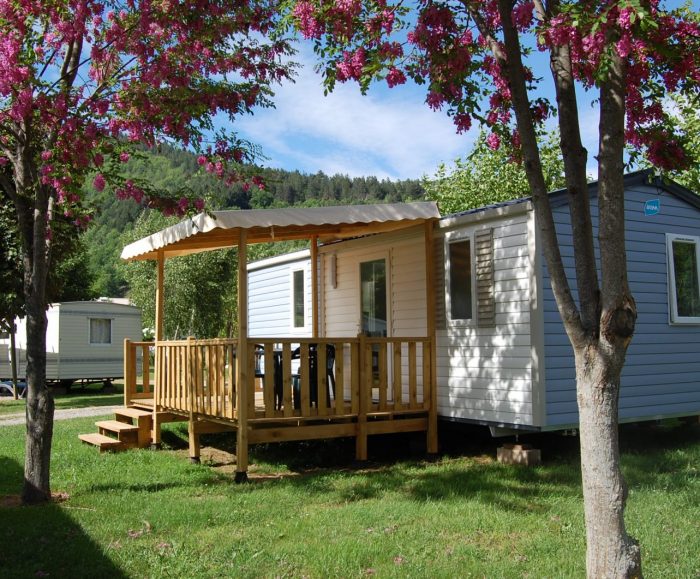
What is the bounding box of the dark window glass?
[293,270,305,327]
[449,240,472,320]
[672,240,700,318]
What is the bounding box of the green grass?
[0,383,124,416]
[0,419,698,578]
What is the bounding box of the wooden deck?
[81,336,436,477]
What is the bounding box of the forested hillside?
[84,144,426,298]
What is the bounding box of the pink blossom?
[40,150,52,161]
[119,152,130,163]
[93,174,106,191]
[194,198,205,212]
[293,1,324,39]
[454,113,472,134]
[386,67,406,88]
[93,153,104,166]
[197,155,207,166]
[0,157,8,166]
[486,133,501,150]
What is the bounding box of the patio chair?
[291,344,335,409]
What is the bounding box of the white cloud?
[234,51,471,180]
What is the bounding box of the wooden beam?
[424,221,438,454]
[155,250,165,341]
[311,235,319,338]
[235,230,249,481]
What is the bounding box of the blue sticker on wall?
[644,199,660,216]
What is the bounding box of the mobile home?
[1,300,142,386]
[247,170,700,432]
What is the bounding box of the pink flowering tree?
[0,0,293,505]
[288,0,699,576]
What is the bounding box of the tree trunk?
[22,282,54,504]
[575,343,641,578]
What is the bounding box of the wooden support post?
[311,235,319,338]
[155,250,165,341]
[356,334,368,461]
[187,337,200,463]
[235,230,249,482]
[425,221,439,454]
[151,250,165,447]
[123,339,132,407]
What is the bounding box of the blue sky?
[233,2,695,182]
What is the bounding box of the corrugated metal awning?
[121,201,440,261]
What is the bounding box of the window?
[89,318,112,344]
[447,238,473,321]
[292,269,306,328]
[667,234,700,324]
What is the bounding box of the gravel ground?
[0,405,121,427]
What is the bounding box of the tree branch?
[544,0,600,337]
[597,46,636,344]
[490,0,585,344]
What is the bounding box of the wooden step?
[78,433,125,452]
[115,408,152,420]
[95,419,139,434]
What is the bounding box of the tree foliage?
[423,130,565,214]
[0,0,294,504]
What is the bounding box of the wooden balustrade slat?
[393,342,402,409]
[378,345,388,411]
[409,342,418,409]
[317,345,327,416]
[263,343,275,418]
[422,340,431,410]
[334,342,344,415]
[300,343,310,417]
[351,342,360,415]
[282,343,293,418]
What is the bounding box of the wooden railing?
[124,336,432,421]
[123,340,153,407]
[155,338,237,420]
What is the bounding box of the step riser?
[79,408,155,452]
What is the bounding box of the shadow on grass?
[0,457,127,578]
[229,419,699,512]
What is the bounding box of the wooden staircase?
[79,407,153,452]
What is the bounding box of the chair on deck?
[291,344,335,409]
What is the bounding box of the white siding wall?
[436,208,536,426]
[248,252,312,338]
[3,302,141,380]
[56,302,141,379]
[321,228,429,404]
[320,227,427,338]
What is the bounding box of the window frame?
[444,231,475,326]
[666,233,700,325]
[289,266,310,332]
[89,317,113,345]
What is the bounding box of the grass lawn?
[0,418,698,578]
[0,382,124,416]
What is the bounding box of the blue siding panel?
[543,183,700,427]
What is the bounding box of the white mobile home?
[247,171,700,432]
[0,300,142,386]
